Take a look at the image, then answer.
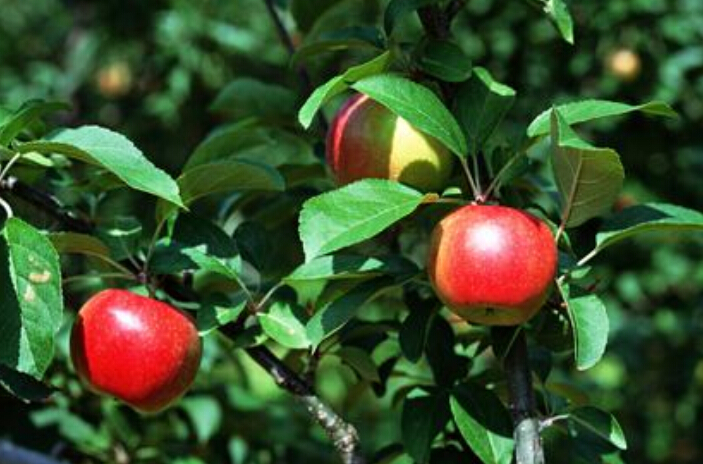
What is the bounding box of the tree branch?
[0,441,65,464]
[221,326,366,464]
[260,0,328,132]
[0,176,93,233]
[499,328,545,464]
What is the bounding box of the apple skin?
[428,205,557,326]
[70,289,202,413]
[326,94,454,192]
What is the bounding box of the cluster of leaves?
[1,0,702,463]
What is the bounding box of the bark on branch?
[498,328,545,464]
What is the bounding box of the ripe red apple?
[326,93,454,192]
[428,205,557,325]
[70,289,202,413]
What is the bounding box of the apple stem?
[459,158,482,200]
[499,328,546,464]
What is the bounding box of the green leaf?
[543,0,574,44]
[0,364,55,402]
[416,39,472,83]
[336,346,380,382]
[298,52,391,129]
[96,216,143,261]
[18,126,184,207]
[284,254,417,283]
[593,203,703,256]
[352,74,468,156]
[292,26,385,67]
[49,232,111,258]
[551,110,624,227]
[181,396,223,444]
[402,392,450,464]
[258,301,311,349]
[570,406,627,450]
[306,277,393,346]
[453,67,515,156]
[384,0,440,35]
[183,118,259,170]
[0,100,70,146]
[527,100,678,137]
[0,218,63,379]
[157,159,285,224]
[399,307,433,363]
[450,383,514,464]
[197,298,247,336]
[31,408,111,453]
[210,78,297,119]
[557,282,609,371]
[299,179,424,262]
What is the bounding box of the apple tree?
[0,1,702,463]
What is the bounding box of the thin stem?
[459,158,480,199]
[0,153,22,184]
[483,152,524,201]
[0,196,13,219]
[472,154,482,195]
[142,219,165,276]
[254,282,284,312]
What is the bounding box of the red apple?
[326,93,454,192]
[428,205,557,325]
[70,289,202,413]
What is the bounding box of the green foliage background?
[0,0,701,463]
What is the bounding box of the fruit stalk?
[500,328,545,464]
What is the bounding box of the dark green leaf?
[0,218,63,379]
[557,282,609,370]
[336,346,380,382]
[0,100,70,146]
[551,109,624,227]
[0,364,55,402]
[299,179,424,262]
[454,67,515,156]
[416,39,472,83]
[399,306,433,363]
[197,297,247,336]
[306,277,393,346]
[401,392,450,463]
[292,27,385,67]
[528,100,677,137]
[570,406,627,450]
[593,203,703,256]
[234,221,273,273]
[450,383,514,464]
[352,74,468,156]
[384,0,440,35]
[210,78,297,119]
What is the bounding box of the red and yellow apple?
[428,205,557,325]
[326,94,454,192]
[70,289,202,413]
